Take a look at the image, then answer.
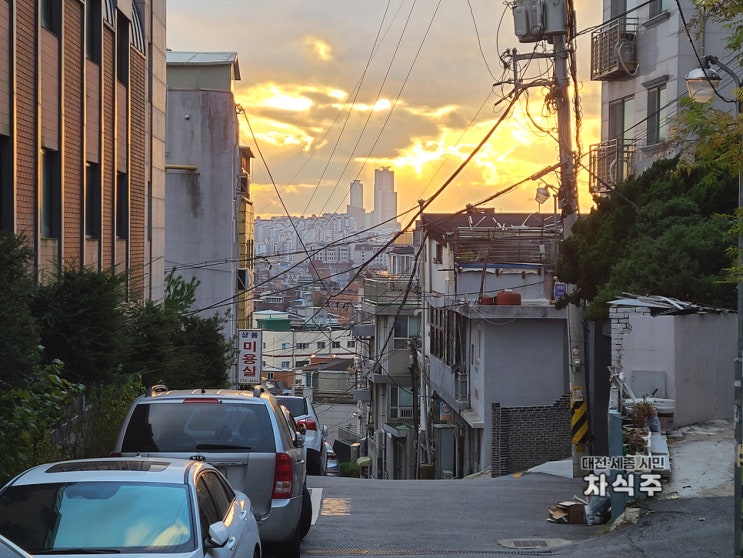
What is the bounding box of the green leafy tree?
[32,266,130,385]
[125,271,233,389]
[0,232,41,389]
[0,361,84,484]
[696,1,743,62]
[556,157,736,321]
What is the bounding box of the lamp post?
[686,54,743,558]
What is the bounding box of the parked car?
[111,387,310,557]
[0,534,32,558]
[276,395,328,475]
[325,440,339,476]
[0,456,261,557]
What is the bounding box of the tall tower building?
[373,167,399,232]
[347,179,366,230]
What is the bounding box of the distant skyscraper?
[347,179,366,230]
[373,167,399,231]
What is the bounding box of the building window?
[304,371,317,388]
[317,341,326,350]
[390,386,413,419]
[393,315,420,349]
[86,0,102,64]
[117,14,129,84]
[116,173,128,239]
[86,163,101,239]
[296,342,309,350]
[649,0,667,18]
[607,96,635,183]
[281,343,290,350]
[332,341,341,349]
[0,135,11,231]
[296,360,309,367]
[608,96,634,142]
[42,150,61,238]
[347,340,356,348]
[41,0,61,35]
[647,84,668,145]
[281,361,291,369]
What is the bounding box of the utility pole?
[511,0,588,477]
[410,336,420,479]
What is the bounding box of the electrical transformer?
[513,0,567,43]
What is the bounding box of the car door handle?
[240,509,248,521]
[226,537,236,551]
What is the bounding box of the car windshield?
[121,401,276,453]
[0,482,194,554]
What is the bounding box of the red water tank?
[496,290,522,305]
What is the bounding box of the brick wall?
[491,394,572,476]
[129,51,146,300]
[15,0,36,238]
[102,27,115,269]
[62,0,83,263]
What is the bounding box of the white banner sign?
[238,329,262,382]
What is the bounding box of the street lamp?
[686,54,743,558]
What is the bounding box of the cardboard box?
[548,501,585,524]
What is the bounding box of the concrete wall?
[614,309,735,428]
[165,88,239,321]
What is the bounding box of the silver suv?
[112,387,310,557]
[276,395,328,476]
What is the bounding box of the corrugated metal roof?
[608,293,729,315]
[166,51,241,79]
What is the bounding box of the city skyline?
[166,1,602,221]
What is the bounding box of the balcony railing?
[589,138,636,194]
[364,277,421,307]
[591,17,638,81]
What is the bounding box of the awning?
[461,408,484,428]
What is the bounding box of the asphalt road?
[260,473,733,558]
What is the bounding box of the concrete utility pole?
[511,0,587,477]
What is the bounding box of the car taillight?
[109,452,122,457]
[297,417,317,431]
[273,453,294,499]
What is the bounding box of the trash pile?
[547,494,611,525]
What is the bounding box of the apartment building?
[589,0,741,193]
[0,0,166,300]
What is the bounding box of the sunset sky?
[166,1,603,223]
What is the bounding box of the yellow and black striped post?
[571,385,589,448]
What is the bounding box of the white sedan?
[0,457,261,557]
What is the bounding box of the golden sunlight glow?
[304,36,333,61]
[237,115,315,151]
[374,98,392,111]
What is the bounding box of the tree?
[0,232,41,389]
[125,271,233,389]
[556,157,736,321]
[696,1,743,63]
[32,266,130,385]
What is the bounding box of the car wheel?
[276,520,301,558]
[300,485,312,538]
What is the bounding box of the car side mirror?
[298,423,307,435]
[205,521,229,548]
[295,432,306,448]
[322,424,328,437]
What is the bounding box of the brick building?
[0,0,166,301]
